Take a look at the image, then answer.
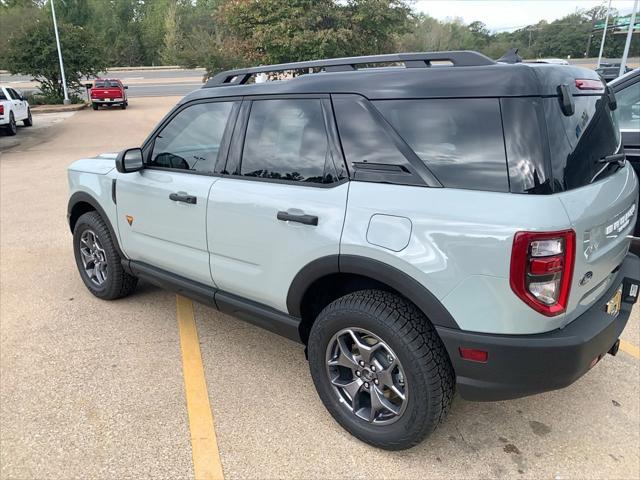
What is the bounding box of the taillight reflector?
[510,230,575,316]
[459,348,488,363]
[0,105,4,115]
[575,79,604,90]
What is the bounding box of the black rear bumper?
[437,253,640,401]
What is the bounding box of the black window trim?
[219,94,349,189]
[141,97,241,176]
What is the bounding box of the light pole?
[50,0,70,105]
[619,0,639,77]
[596,0,612,68]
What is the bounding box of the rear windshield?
[544,94,621,191]
[374,99,508,192]
[94,80,119,88]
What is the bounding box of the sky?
[414,0,638,32]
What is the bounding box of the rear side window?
[239,99,338,184]
[0,90,6,100]
[374,99,508,192]
[544,94,620,190]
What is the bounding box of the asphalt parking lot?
[1,97,639,480]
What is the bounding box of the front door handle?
[169,192,197,204]
[277,211,318,226]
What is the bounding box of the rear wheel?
[73,211,137,300]
[92,103,98,110]
[308,290,455,450]
[6,112,17,136]
[23,108,33,127]
[121,102,127,110]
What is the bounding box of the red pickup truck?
[88,78,128,110]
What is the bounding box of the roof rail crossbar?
[205,50,495,87]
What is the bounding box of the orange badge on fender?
[126,215,134,226]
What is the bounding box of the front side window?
[615,81,640,130]
[149,102,234,173]
[239,99,338,184]
[374,98,508,192]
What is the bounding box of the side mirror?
[116,148,144,173]
[124,85,129,90]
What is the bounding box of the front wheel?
[308,290,455,450]
[73,211,137,300]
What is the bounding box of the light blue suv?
[67,52,640,450]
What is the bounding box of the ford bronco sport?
[67,51,640,450]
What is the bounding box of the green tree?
[3,18,106,101]
[216,0,410,70]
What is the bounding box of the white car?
[0,86,32,136]
[535,58,570,65]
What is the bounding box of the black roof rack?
[204,50,495,87]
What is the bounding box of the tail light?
[510,230,575,316]
[0,105,4,115]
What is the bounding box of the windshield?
[544,93,621,191]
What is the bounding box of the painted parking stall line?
[177,295,225,480]
[619,339,640,359]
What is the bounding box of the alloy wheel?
[325,327,408,425]
[79,229,108,286]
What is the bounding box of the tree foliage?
[0,0,637,83]
[3,16,106,101]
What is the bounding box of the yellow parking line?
[176,295,224,480]
[619,339,640,359]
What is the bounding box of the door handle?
[277,211,318,226]
[169,192,197,204]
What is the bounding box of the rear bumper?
[437,253,640,401]
[92,99,125,104]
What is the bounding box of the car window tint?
[544,94,620,190]
[149,102,234,173]
[333,97,409,168]
[7,89,19,100]
[240,99,336,184]
[374,98,508,192]
[0,90,6,100]
[615,81,640,130]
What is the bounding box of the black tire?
[6,112,17,136]
[73,211,137,300]
[23,108,33,127]
[308,290,455,450]
[92,103,98,110]
[121,102,127,110]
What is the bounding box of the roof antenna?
[497,48,523,64]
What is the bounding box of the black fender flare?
[67,191,127,259]
[286,254,460,329]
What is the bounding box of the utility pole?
[51,0,70,105]
[597,0,612,68]
[619,0,638,77]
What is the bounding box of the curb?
[31,103,88,114]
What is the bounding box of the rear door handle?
[277,211,318,226]
[169,192,197,204]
